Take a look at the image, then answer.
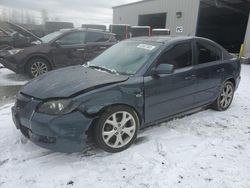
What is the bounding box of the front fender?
[76,77,144,123]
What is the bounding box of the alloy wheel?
[219,84,234,109]
[102,111,136,149]
[31,61,48,77]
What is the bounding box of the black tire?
[94,105,139,153]
[212,81,235,111]
[26,57,51,78]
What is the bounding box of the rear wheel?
[94,106,139,153]
[26,58,51,78]
[212,81,235,111]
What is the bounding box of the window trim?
[85,31,110,43]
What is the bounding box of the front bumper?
[12,93,94,153]
[0,56,25,74]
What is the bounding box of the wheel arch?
[97,103,143,126]
[25,55,52,73]
[226,78,236,88]
[85,103,144,138]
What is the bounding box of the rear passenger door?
[193,39,224,107]
[84,32,115,62]
[52,31,87,67]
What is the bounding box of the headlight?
[8,49,23,55]
[37,99,77,115]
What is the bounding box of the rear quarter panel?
[221,57,241,89]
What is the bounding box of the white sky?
[0,0,140,26]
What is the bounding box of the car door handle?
[99,46,107,50]
[185,75,196,80]
[216,68,225,73]
[76,48,85,52]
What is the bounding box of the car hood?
[21,42,48,51]
[5,21,41,41]
[20,66,129,99]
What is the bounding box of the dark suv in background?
[0,29,116,77]
[0,21,41,50]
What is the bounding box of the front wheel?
[26,58,51,78]
[94,106,139,153]
[212,81,235,111]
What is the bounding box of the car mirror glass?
[153,64,174,75]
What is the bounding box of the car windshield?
[40,31,63,43]
[89,40,161,75]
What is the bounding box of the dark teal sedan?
[12,36,241,153]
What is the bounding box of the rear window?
[86,32,109,43]
[58,32,86,45]
[196,41,222,64]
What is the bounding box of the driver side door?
[144,41,197,123]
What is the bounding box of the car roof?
[129,36,230,57]
[129,36,195,44]
[60,28,115,35]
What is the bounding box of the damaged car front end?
[12,92,94,152]
[11,63,145,152]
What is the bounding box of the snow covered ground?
[0,65,250,188]
[0,65,29,86]
[0,65,29,105]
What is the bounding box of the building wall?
[113,0,200,36]
[243,13,250,58]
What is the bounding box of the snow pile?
[0,66,250,188]
[0,67,29,86]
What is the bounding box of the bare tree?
[41,9,48,24]
[0,9,4,21]
[20,9,25,24]
[10,9,20,23]
[25,11,31,24]
[24,11,35,24]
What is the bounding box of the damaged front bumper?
[0,56,25,74]
[11,93,94,153]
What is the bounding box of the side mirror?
[152,64,174,75]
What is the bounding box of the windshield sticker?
[137,44,156,51]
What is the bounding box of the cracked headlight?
[8,49,23,55]
[37,99,77,115]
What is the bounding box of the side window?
[157,42,193,69]
[196,41,222,64]
[85,32,109,43]
[57,32,86,45]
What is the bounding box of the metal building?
[113,0,250,58]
